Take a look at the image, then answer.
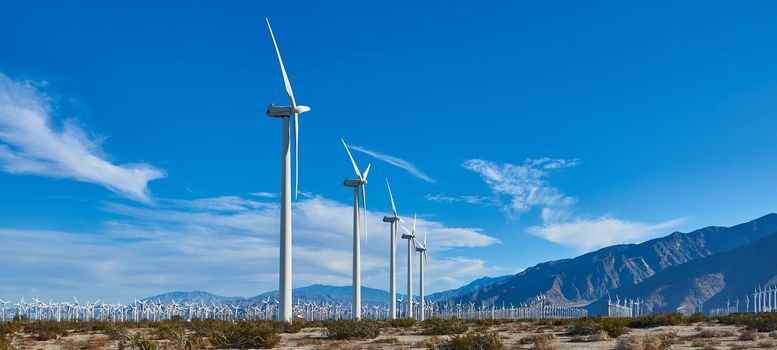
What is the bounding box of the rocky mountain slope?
[452,214,777,307]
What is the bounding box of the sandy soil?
[9,322,777,349]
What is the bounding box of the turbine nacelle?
[343,178,365,187]
[382,215,400,223]
[265,103,311,118]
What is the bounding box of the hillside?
[588,228,777,315]
[453,214,777,307]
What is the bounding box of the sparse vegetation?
[738,328,760,341]
[438,331,504,350]
[422,317,469,335]
[207,321,281,349]
[387,318,417,328]
[325,319,381,340]
[567,316,629,338]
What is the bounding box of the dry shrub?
[441,331,504,350]
[372,336,400,344]
[588,330,610,342]
[387,318,417,328]
[567,317,628,338]
[417,335,444,349]
[325,319,380,340]
[642,332,677,350]
[118,333,158,350]
[530,334,556,350]
[771,330,777,338]
[739,328,760,341]
[422,318,469,336]
[295,336,325,347]
[207,321,280,349]
[698,328,723,338]
[615,335,642,350]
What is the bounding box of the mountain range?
[146,214,777,315]
[145,276,511,307]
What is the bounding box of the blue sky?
[1,1,777,302]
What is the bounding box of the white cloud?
[0,193,501,302]
[528,216,687,252]
[0,73,165,202]
[349,144,435,183]
[249,192,277,198]
[461,158,578,218]
[425,194,494,205]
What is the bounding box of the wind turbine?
[400,214,417,318]
[415,230,428,321]
[382,179,404,319]
[264,18,311,322]
[341,139,370,319]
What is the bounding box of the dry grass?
[739,328,760,341]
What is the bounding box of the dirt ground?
[8,322,777,349]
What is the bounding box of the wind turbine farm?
[4,2,777,349]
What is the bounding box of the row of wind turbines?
[263,18,429,321]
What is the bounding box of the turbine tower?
[382,179,404,319]
[400,214,417,318]
[265,18,311,322]
[415,230,428,321]
[341,139,370,319]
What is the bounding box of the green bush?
[208,321,281,349]
[422,318,469,335]
[628,313,684,328]
[325,319,381,340]
[567,317,628,338]
[118,333,158,350]
[440,331,504,350]
[22,321,68,341]
[388,318,417,328]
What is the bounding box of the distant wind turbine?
[382,179,404,319]
[342,139,371,319]
[400,214,417,318]
[415,230,428,321]
[264,18,312,322]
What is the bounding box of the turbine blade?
[400,224,411,235]
[424,230,427,248]
[412,213,417,235]
[341,139,362,179]
[363,163,371,180]
[294,113,299,199]
[386,178,397,217]
[265,18,296,108]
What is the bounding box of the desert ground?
[4,315,777,350]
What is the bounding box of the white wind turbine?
[264,18,311,322]
[341,139,371,319]
[415,230,429,321]
[382,179,404,319]
[400,214,417,318]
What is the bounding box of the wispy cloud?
[0,73,165,202]
[528,216,687,252]
[249,192,277,199]
[460,158,578,219]
[349,144,435,183]
[0,192,502,301]
[425,194,495,206]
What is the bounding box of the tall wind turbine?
[265,18,311,322]
[400,214,417,318]
[415,231,429,321]
[382,179,404,319]
[342,139,370,319]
